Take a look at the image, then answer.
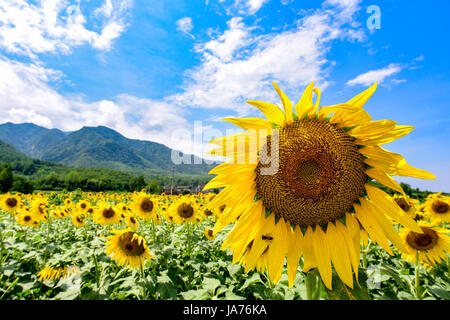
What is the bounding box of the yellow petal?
[246,100,286,126]
[354,201,393,255]
[365,184,422,233]
[346,82,377,108]
[336,219,360,281]
[267,217,289,284]
[223,117,274,130]
[312,226,332,290]
[326,223,354,288]
[365,168,405,195]
[272,82,293,125]
[360,198,408,253]
[301,226,316,272]
[287,224,303,288]
[294,82,314,119]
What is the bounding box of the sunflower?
[104,229,154,269]
[37,266,79,281]
[131,193,158,221]
[72,211,86,227]
[77,200,91,213]
[124,213,139,230]
[393,194,418,219]
[30,197,48,222]
[16,211,39,228]
[399,222,450,267]
[204,82,435,289]
[204,228,215,240]
[93,202,121,226]
[423,193,450,223]
[170,199,198,224]
[0,194,21,213]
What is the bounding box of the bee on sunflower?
[204,82,436,289]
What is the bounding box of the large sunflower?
[204,82,436,289]
[104,229,154,269]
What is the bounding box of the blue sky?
[0,0,449,192]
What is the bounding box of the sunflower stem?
[305,271,314,300]
[93,254,100,289]
[186,223,193,289]
[140,262,147,299]
[151,220,157,245]
[415,251,421,299]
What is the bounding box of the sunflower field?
[0,189,448,301]
[1,83,449,301]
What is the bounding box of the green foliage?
[10,176,34,194]
[0,164,13,193]
[130,176,146,192]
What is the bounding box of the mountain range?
[0,122,216,176]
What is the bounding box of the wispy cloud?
[176,17,195,39]
[346,63,404,87]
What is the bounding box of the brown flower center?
[102,207,116,218]
[204,209,213,216]
[119,231,146,256]
[177,203,194,218]
[6,197,18,208]
[432,200,449,214]
[394,197,411,212]
[140,198,154,212]
[406,227,438,251]
[255,119,366,227]
[24,215,31,222]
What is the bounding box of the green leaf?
[202,277,221,296]
[428,285,450,300]
[325,268,371,300]
[156,271,178,299]
[239,273,262,291]
[227,264,242,278]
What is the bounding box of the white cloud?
[346,63,403,87]
[169,2,365,115]
[0,54,202,156]
[0,0,133,58]
[176,17,195,39]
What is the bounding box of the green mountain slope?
[0,122,66,158]
[0,123,217,176]
[0,140,29,162]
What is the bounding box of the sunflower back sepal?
[325,268,370,300]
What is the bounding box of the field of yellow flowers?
[0,190,448,300]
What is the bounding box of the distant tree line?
[0,160,210,194]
